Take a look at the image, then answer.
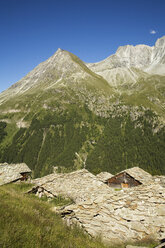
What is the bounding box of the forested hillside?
[0,103,164,177]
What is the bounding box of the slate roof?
[32,172,62,186]
[115,167,153,184]
[31,169,112,203]
[58,181,165,243]
[153,175,165,188]
[0,162,31,186]
[96,172,113,182]
[30,168,165,243]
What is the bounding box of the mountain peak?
[0,47,98,99]
[155,36,165,48]
[56,48,63,52]
[50,48,71,61]
[54,48,66,56]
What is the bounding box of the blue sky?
[0,0,165,93]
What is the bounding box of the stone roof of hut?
[117,167,153,184]
[32,172,63,186]
[96,172,113,182]
[30,168,165,243]
[58,181,165,244]
[124,167,152,183]
[153,175,165,188]
[31,169,112,203]
[0,163,31,186]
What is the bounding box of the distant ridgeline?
[0,104,164,178]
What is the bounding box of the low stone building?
[107,167,153,188]
[30,168,165,244]
[0,162,31,186]
[58,181,165,244]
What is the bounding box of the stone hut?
[107,167,153,188]
[29,168,165,244]
[0,162,31,186]
[30,169,112,203]
[59,181,165,244]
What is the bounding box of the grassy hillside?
[0,183,108,248]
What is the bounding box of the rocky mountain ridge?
[87,36,165,86]
[0,48,108,104]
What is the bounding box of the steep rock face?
[146,36,165,75]
[87,36,165,86]
[115,44,153,68]
[152,36,165,64]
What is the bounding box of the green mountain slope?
[0,48,164,177]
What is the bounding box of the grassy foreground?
[0,183,107,248]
